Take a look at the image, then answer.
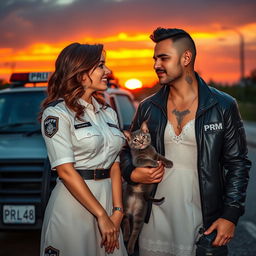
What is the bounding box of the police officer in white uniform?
[40,43,128,256]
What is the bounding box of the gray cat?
[122,121,173,255]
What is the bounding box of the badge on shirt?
[44,116,59,138]
[44,246,59,256]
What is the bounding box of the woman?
[39,43,127,256]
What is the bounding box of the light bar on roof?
[29,72,51,82]
[10,72,52,83]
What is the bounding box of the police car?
[0,72,135,230]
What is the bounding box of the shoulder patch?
[44,246,59,256]
[44,116,59,138]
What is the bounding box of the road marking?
[242,221,256,240]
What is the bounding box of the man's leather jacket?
[120,74,251,230]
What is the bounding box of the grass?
[238,102,256,122]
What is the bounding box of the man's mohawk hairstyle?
[150,27,190,43]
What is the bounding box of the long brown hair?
[39,43,105,121]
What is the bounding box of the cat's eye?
[134,139,138,142]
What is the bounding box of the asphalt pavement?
[244,121,256,148]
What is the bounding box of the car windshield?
[0,91,46,133]
[114,94,135,129]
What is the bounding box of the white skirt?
[139,167,203,256]
[40,178,127,256]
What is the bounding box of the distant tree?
[0,79,10,90]
[248,69,256,83]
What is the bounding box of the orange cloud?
[0,23,256,86]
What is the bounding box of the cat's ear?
[123,130,131,141]
[140,121,149,133]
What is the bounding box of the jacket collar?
[195,73,218,117]
[150,84,170,118]
[150,72,218,118]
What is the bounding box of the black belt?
[77,169,110,180]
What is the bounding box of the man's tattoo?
[185,74,193,85]
[172,109,190,131]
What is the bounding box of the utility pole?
[236,29,245,82]
[222,27,245,82]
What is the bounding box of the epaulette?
[45,99,64,108]
[102,103,110,110]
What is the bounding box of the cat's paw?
[165,161,173,168]
[123,234,129,242]
[150,163,159,168]
[123,228,130,242]
[145,160,158,168]
[127,242,135,255]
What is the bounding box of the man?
[120,27,251,256]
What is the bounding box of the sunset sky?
[0,0,256,88]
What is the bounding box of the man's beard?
[159,76,175,85]
[159,73,182,85]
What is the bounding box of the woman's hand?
[110,210,124,233]
[109,210,124,251]
[55,164,120,253]
[97,213,118,253]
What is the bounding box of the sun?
[124,79,143,90]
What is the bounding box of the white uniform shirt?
[42,97,126,170]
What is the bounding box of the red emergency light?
[10,72,52,83]
[10,73,29,83]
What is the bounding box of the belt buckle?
[93,169,97,180]
[94,169,101,180]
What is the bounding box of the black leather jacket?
[120,74,251,230]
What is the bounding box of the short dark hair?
[150,27,196,58]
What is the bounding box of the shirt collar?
[79,97,101,113]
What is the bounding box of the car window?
[114,94,135,129]
[0,91,46,132]
[109,97,117,112]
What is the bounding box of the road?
[0,230,40,256]
[0,126,256,256]
[228,145,256,256]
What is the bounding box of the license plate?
[3,205,35,224]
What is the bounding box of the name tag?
[74,122,92,129]
[107,122,119,129]
[204,122,223,132]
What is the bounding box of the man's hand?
[130,162,165,183]
[204,218,235,246]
